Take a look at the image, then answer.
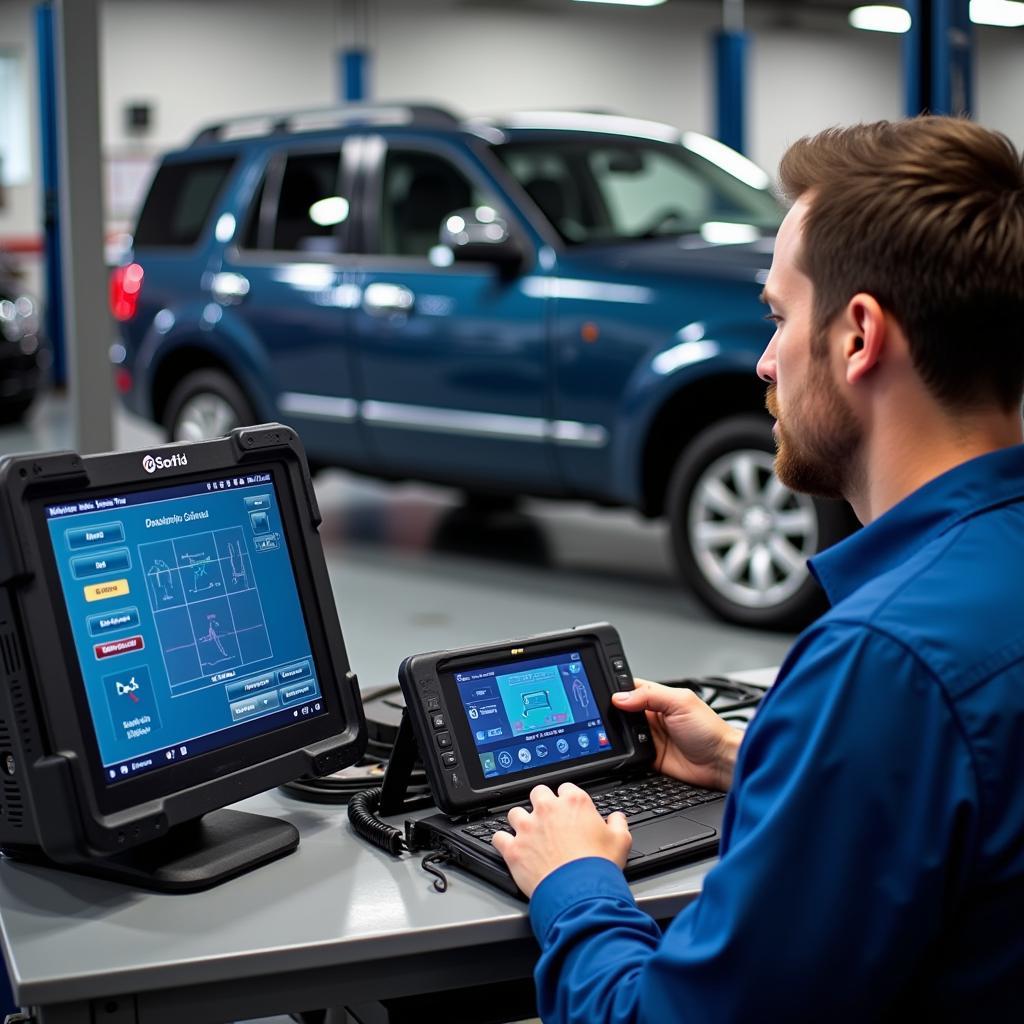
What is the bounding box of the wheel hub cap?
[687,449,819,610]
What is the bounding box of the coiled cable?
[347,786,407,855]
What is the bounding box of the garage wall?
[0,0,1021,245]
[0,3,42,245]
[370,1,715,141]
[974,25,1024,141]
[750,29,902,177]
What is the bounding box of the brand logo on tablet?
[142,452,188,474]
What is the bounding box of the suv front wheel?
[666,415,855,631]
[163,369,256,442]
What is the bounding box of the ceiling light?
[848,5,912,32]
[970,0,1024,26]
[573,0,668,6]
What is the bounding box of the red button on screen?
[94,635,145,660]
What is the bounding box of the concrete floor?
[0,393,795,688]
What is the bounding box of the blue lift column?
[904,0,974,116]
[342,50,369,102]
[337,0,371,102]
[715,0,748,154]
[35,2,66,387]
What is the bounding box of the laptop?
[396,623,726,897]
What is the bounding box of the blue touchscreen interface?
[43,470,326,784]
[454,650,614,780]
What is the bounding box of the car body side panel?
[611,347,767,508]
[132,308,278,424]
[546,251,771,503]
[349,131,560,490]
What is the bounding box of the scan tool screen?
[42,470,326,784]
[453,649,617,781]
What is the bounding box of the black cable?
[280,681,428,804]
[420,853,450,893]
[280,763,431,804]
[347,787,407,855]
[660,676,767,713]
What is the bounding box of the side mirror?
[437,207,523,270]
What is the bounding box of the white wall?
[0,2,42,245]
[0,0,1021,247]
[975,25,1024,141]
[371,1,716,141]
[101,0,338,153]
[750,28,903,180]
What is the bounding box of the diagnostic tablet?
[0,424,364,887]
[399,623,652,816]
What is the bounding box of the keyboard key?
[626,810,657,826]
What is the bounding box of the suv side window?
[134,157,236,247]
[378,149,487,258]
[243,150,347,254]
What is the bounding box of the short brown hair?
[779,117,1024,412]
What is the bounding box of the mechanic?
[492,117,1024,1020]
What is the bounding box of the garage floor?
[0,394,795,688]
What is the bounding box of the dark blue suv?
[112,104,853,630]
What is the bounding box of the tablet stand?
[10,810,300,893]
[379,711,425,815]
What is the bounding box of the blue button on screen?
[86,606,140,636]
[71,548,132,579]
[66,522,126,550]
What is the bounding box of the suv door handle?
[362,282,415,316]
[210,272,250,304]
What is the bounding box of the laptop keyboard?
[461,777,725,844]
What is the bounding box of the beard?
[765,354,861,501]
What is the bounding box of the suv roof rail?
[191,103,461,145]
[484,109,682,144]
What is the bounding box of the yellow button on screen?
[83,579,130,603]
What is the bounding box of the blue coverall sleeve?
[527,624,980,1024]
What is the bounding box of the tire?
[0,395,35,425]
[459,491,522,515]
[665,414,856,632]
[162,369,256,442]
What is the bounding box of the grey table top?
[0,667,780,1014]
[0,786,713,1009]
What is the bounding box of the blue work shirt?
[529,445,1024,1022]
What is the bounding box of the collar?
[809,445,1024,606]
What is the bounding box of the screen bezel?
[29,461,344,817]
[436,638,635,794]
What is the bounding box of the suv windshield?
[494,138,783,244]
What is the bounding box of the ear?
[841,293,886,385]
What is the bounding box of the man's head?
[757,117,1024,503]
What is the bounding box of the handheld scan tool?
[0,424,364,891]
[395,624,725,896]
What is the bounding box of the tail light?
[109,263,144,321]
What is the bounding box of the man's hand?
[492,783,631,898]
[612,679,741,792]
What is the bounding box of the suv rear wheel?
[163,369,256,442]
[666,415,855,631]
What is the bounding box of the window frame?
[235,141,355,260]
[358,134,532,271]
[132,153,240,252]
